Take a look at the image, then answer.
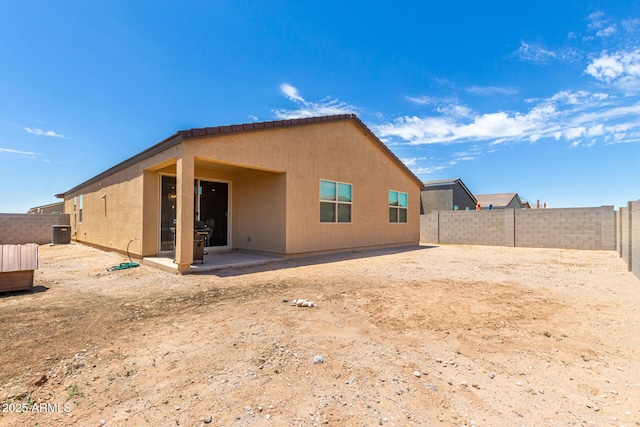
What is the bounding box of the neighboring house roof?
[422,178,477,203]
[27,201,64,214]
[475,193,523,208]
[56,114,422,198]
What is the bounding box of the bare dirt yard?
[1,243,639,427]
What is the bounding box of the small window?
[78,194,83,223]
[320,180,352,223]
[389,190,408,223]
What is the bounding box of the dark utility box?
[51,225,71,244]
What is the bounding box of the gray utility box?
[51,225,71,244]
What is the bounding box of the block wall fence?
[0,214,70,245]
[421,200,639,281]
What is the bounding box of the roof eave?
[56,132,183,198]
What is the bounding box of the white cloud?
[0,147,36,156]
[400,157,427,166]
[587,11,617,38]
[279,83,304,102]
[24,127,65,138]
[585,49,640,93]
[274,83,356,119]
[376,89,640,148]
[406,96,436,105]
[466,86,518,96]
[516,41,557,64]
[411,165,447,175]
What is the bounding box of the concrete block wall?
[421,206,616,251]
[632,200,639,279]
[620,205,630,266]
[615,210,621,254]
[515,206,613,250]
[601,205,616,250]
[420,211,439,244]
[0,214,70,245]
[439,210,507,246]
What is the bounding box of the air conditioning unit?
[51,225,71,245]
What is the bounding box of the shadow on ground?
[205,244,437,277]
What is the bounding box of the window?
[320,180,352,223]
[79,194,83,223]
[389,190,408,223]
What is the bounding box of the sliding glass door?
[195,180,229,248]
[160,176,229,252]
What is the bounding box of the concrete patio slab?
[143,250,283,274]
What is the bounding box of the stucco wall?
[60,119,420,259]
[420,188,453,214]
[183,121,420,256]
[63,145,181,257]
[452,183,476,211]
[0,213,70,244]
[420,206,616,251]
[233,169,286,254]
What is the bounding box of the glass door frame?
[158,174,233,253]
[194,177,232,251]
[158,173,177,254]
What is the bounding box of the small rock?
[203,416,212,424]
[266,414,271,420]
[35,374,48,387]
[460,381,467,387]
[435,358,442,363]
[489,373,495,379]
[610,390,618,395]
[413,371,421,378]
[282,299,288,303]
[100,421,107,426]
[516,382,522,386]
[314,355,324,364]
[245,406,252,412]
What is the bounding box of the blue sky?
[1,1,639,212]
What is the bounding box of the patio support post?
[175,151,194,273]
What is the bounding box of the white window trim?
[389,190,408,223]
[78,194,83,223]
[320,179,353,224]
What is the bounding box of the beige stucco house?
[56,114,422,273]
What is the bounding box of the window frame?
[389,190,408,223]
[78,194,83,223]
[320,179,352,224]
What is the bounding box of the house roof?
[422,178,477,203]
[27,201,64,213]
[474,192,522,208]
[57,114,422,198]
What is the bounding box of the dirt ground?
[1,243,639,427]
